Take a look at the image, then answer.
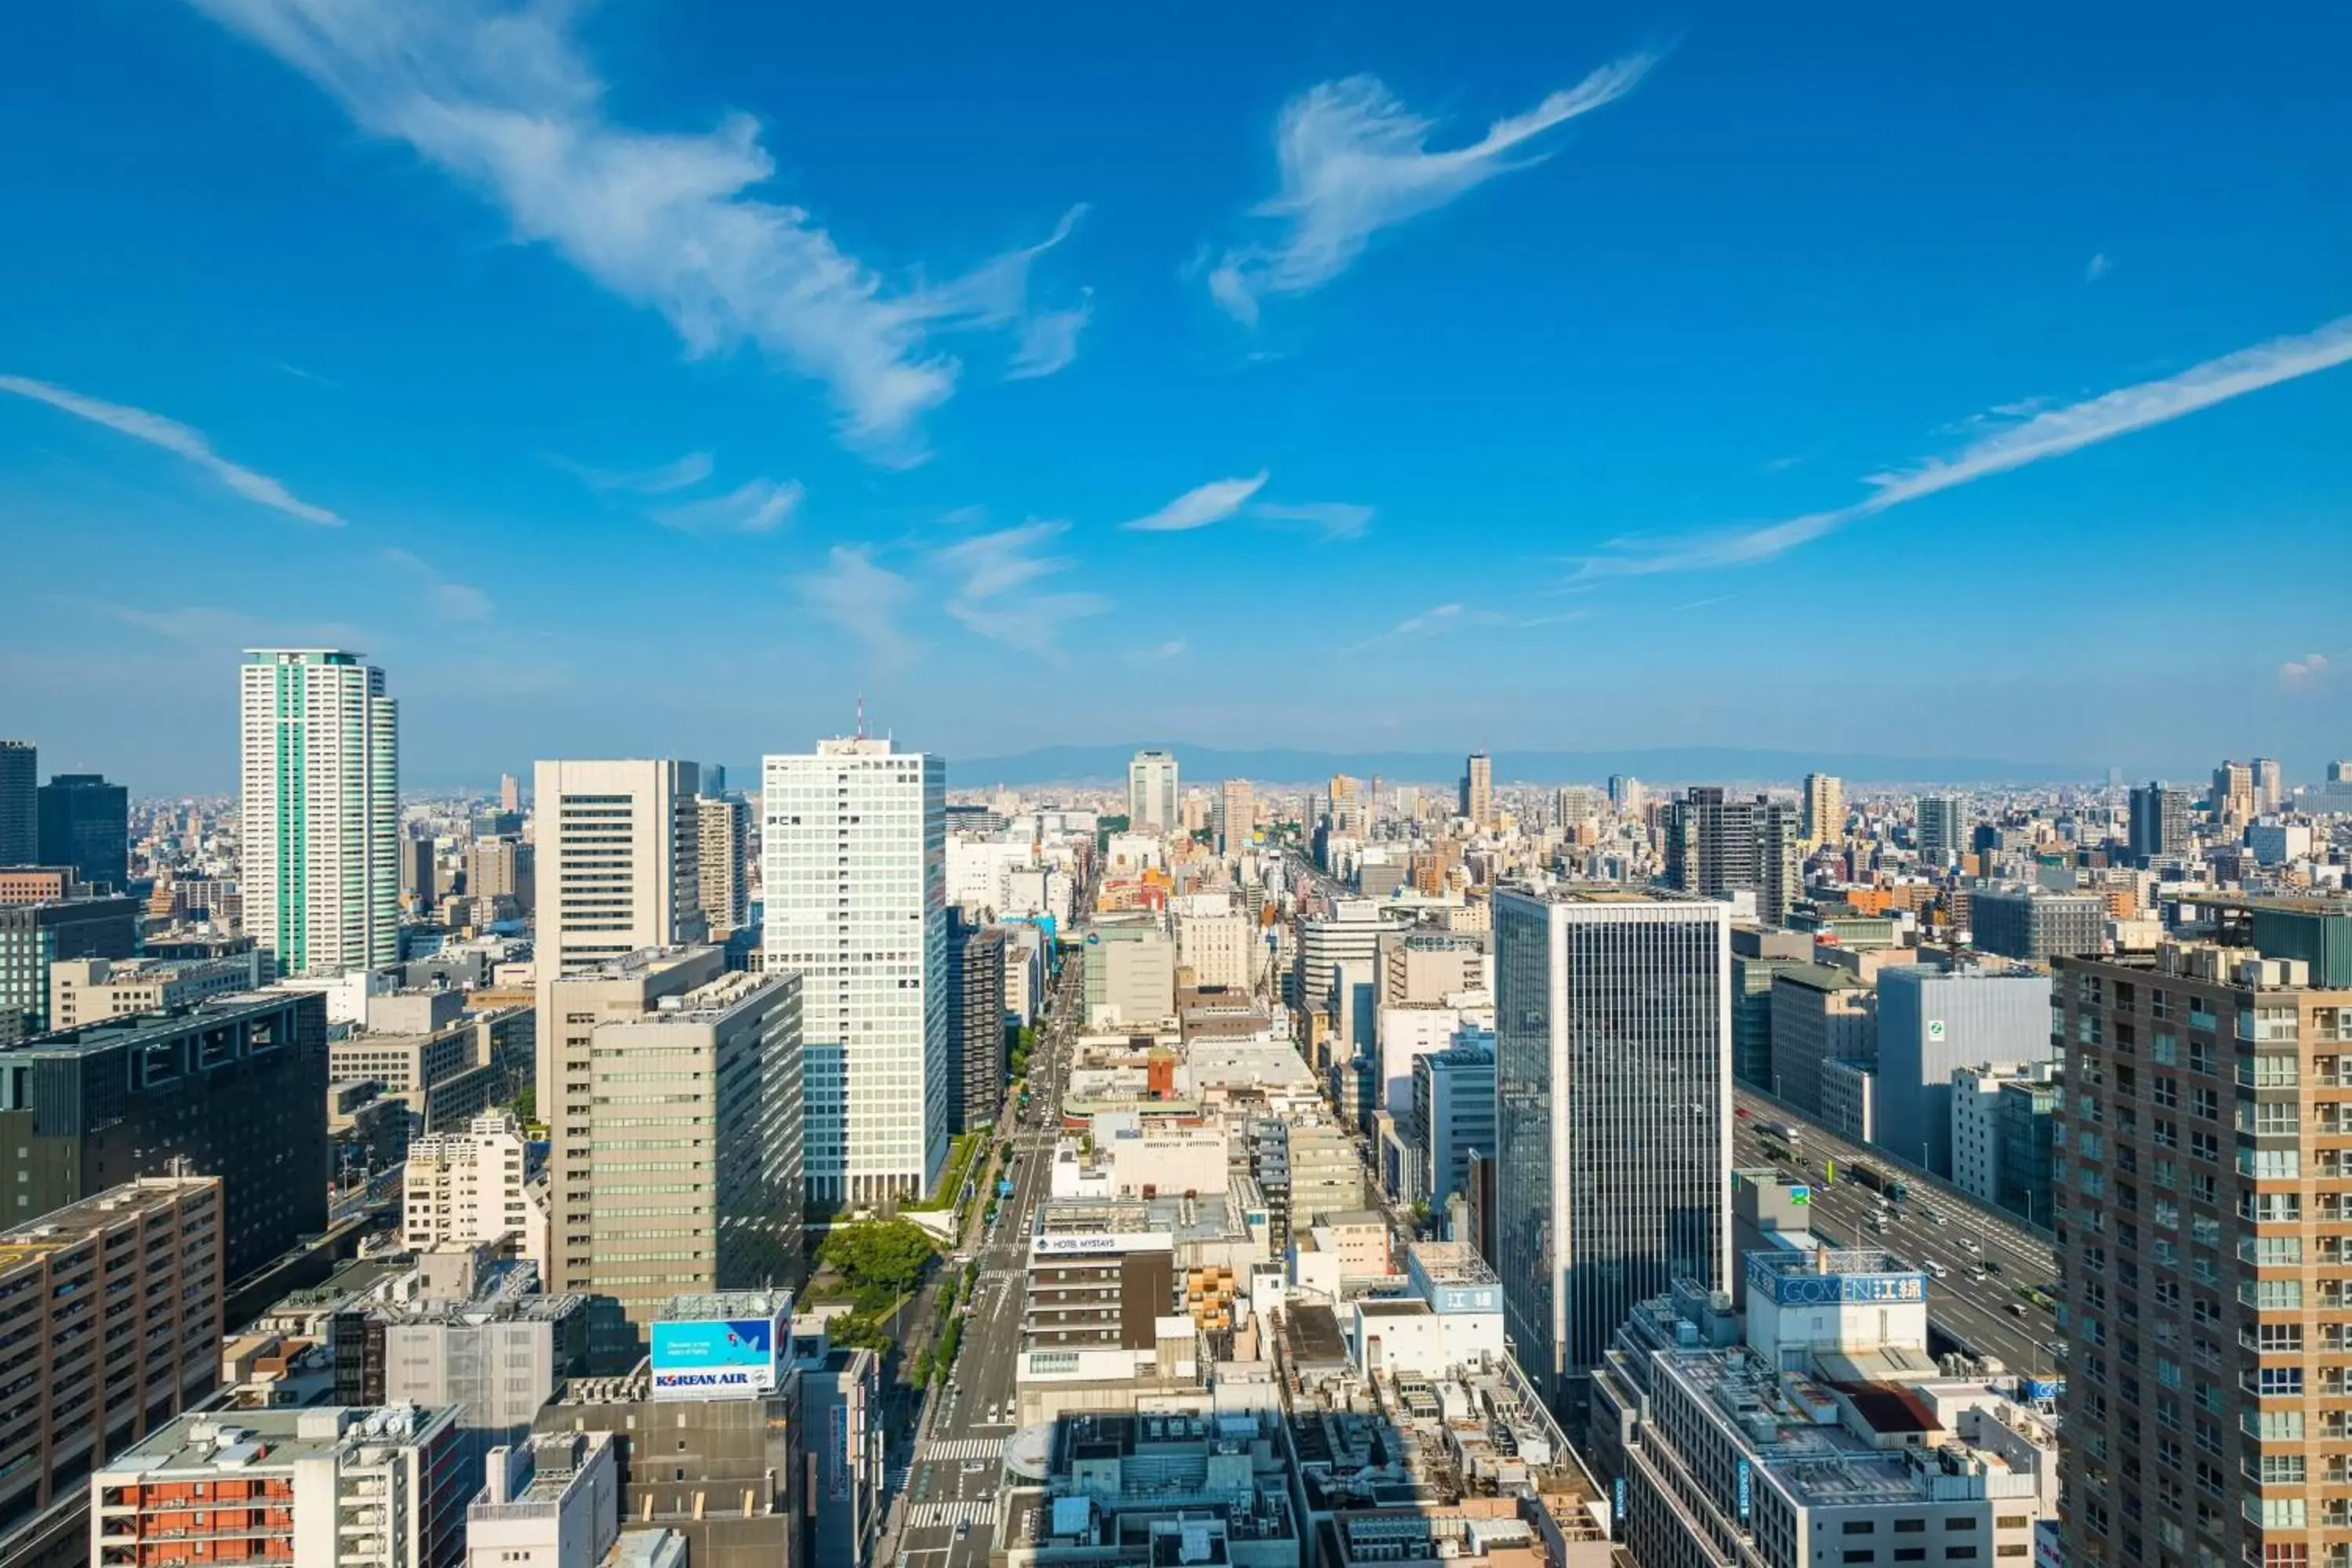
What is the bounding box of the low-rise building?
[996,1410,1300,1568]
[1588,1247,2059,1568]
[464,1429,620,1566]
[90,1404,473,1568]
[533,1291,805,1568]
[403,1111,546,1274]
[46,952,267,1030]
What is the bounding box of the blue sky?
[4,2,2350,789]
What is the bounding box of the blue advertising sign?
[651,1317,778,1401]
[1736,1457,1752,1520]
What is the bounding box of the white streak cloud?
[656,477,803,535]
[381,547,493,620]
[2085,252,2113,283]
[935,521,1109,654]
[187,0,1086,455]
[563,451,715,495]
[1207,53,1656,322]
[1120,470,1270,532]
[0,372,344,525]
[1252,499,1372,541]
[1576,313,2352,579]
[793,545,916,666]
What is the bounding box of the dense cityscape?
[8,7,2351,1568]
[5,696,2352,1568]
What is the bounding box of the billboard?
[650,1316,779,1401]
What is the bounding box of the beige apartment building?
[0,1177,223,1566]
[2053,900,2352,1568]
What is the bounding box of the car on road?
[1924,1260,1949,1278]
[957,1521,972,1539]
[962,1461,988,1473]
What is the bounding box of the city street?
[1731,1089,2065,1377]
[882,929,1083,1568]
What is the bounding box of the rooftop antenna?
[855,693,866,740]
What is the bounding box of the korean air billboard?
[651,1316,779,1402]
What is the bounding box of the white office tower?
[1127,749,1178,832]
[763,737,947,1207]
[238,648,398,976]
[531,759,707,1088]
[1494,885,1731,1407]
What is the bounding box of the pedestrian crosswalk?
[920,1438,1005,1462]
[908,1501,994,1530]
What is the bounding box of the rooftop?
[0,1177,216,1273]
[100,1405,452,1477]
[3,990,299,1057]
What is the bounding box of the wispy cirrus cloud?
[656,477,803,535]
[0,373,343,525]
[793,545,916,667]
[1346,602,1585,651]
[558,451,715,495]
[1121,471,1270,532]
[1574,313,2352,579]
[1007,291,1094,381]
[2085,252,2114,284]
[73,599,366,647]
[936,521,1109,654]
[187,0,1086,455]
[381,547,493,621]
[1205,53,1657,324]
[1251,499,1372,542]
[1128,639,1189,664]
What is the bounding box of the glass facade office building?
[1495,886,1731,1406]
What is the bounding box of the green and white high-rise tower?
[238,648,399,976]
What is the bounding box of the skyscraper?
[35,773,129,892]
[1327,773,1366,837]
[531,758,708,1089]
[237,649,399,976]
[2053,909,2352,1568]
[2127,779,2191,860]
[1606,774,1645,813]
[1661,787,1801,923]
[1127,749,1178,832]
[1217,778,1254,856]
[499,771,521,813]
[1800,771,1843,849]
[2211,759,2256,822]
[2252,755,2284,812]
[696,792,750,938]
[543,949,802,1341]
[0,741,33,863]
[763,736,947,1207]
[946,910,1007,1134]
[1461,750,1493,828]
[1494,886,1730,1405]
[1915,793,1966,864]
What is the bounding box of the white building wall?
[1376,1004,1461,1117]
[763,739,947,1205]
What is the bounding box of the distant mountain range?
[949,742,2106,789]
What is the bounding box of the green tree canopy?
[820,1218,938,1298]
